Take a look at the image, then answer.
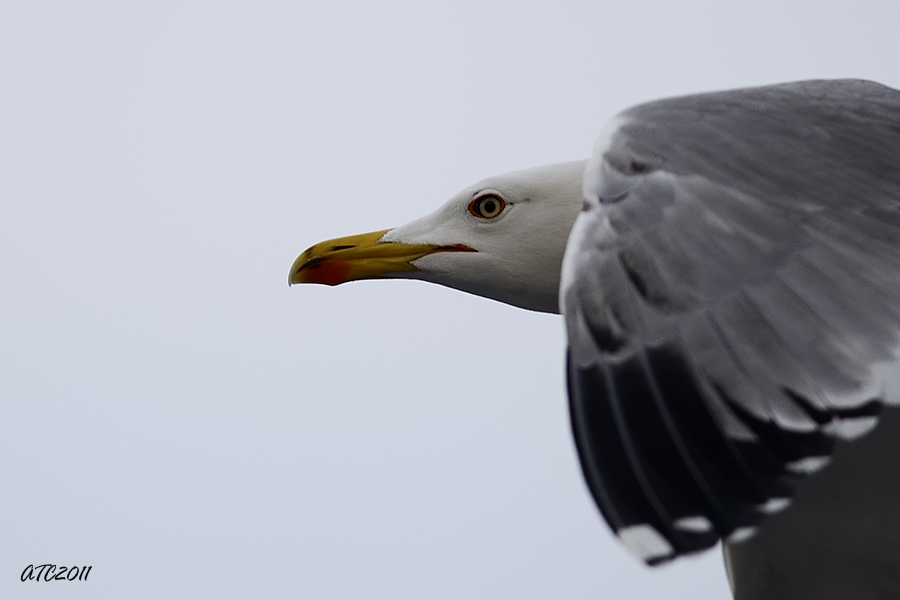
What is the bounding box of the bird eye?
[468,194,506,219]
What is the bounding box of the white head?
[289,160,585,314]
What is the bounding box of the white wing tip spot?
[674,516,714,533]
[786,456,831,474]
[618,524,674,562]
[727,527,758,544]
[824,416,879,440]
[758,497,792,514]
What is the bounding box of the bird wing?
[561,79,900,564]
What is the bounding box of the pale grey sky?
[2,1,898,598]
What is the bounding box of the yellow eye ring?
[468,194,506,219]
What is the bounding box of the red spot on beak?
[299,261,351,286]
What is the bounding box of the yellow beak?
[289,229,475,286]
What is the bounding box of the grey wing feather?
[563,79,900,563]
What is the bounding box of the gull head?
[289,160,585,314]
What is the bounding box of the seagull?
[289,79,900,600]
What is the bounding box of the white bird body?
[291,79,900,599]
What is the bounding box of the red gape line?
[436,244,477,253]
